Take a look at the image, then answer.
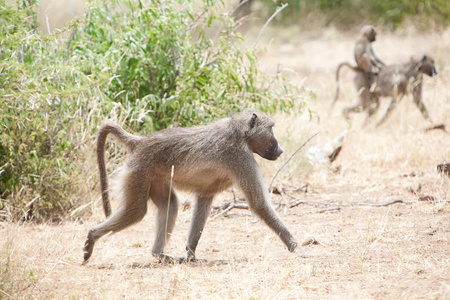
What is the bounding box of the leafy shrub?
[73,0,302,132]
[0,0,303,222]
[0,1,105,222]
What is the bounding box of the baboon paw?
[158,253,207,264]
[83,240,95,264]
[158,253,185,264]
[186,256,207,263]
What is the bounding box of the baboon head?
[411,53,438,77]
[244,112,284,161]
[361,25,377,42]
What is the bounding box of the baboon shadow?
[130,259,231,269]
[87,259,233,270]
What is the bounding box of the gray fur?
[374,53,437,126]
[83,109,296,263]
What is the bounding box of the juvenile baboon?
[83,109,299,264]
[354,25,385,74]
[332,25,385,118]
[374,53,437,126]
[333,54,437,126]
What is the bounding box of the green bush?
[0,0,303,222]
[0,1,104,222]
[73,0,302,132]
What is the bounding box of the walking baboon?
[332,25,385,118]
[83,109,300,264]
[374,53,437,126]
[333,54,437,126]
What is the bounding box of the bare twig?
[211,203,249,220]
[289,199,335,209]
[64,26,77,65]
[309,207,341,214]
[289,195,416,210]
[253,3,288,48]
[350,199,413,206]
[165,165,175,244]
[269,132,319,192]
[45,14,56,60]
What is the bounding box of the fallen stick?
[211,203,249,220]
[309,207,341,214]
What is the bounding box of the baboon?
[374,53,437,126]
[332,25,385,118]
[333,54,437,126]
[354,25,385,74]
[83,109,300,264]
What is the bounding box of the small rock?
[419,195,435,201]
[302,237,320,246]
[437,162,450,177]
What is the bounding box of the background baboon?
[374,53,437,126]
[354,25,385,74]
[332,25,385,119]
[84,109,299,263]
[334,53,437,126]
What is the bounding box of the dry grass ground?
[1,26,450,299]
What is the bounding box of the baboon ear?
[411,54,425,64]
[249,113,258,129]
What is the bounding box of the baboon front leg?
[150,186,179,261]
[238,167,298,253]
[186,196,214,261]
[412,83,431,121]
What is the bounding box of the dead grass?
[1,26,450,299]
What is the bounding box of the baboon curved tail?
[97,121,142,218]
[332,62,364,107]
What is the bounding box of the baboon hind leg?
[150,184,180,263]
[343,93,365,119]
[362,94,380,126]
[344,76,371,119]
[83,171,150,262]
[186,196,214,261]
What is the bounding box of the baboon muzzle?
[273,144,284,160]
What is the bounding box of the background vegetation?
[0,0,302,222]
[257,0,450,30]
